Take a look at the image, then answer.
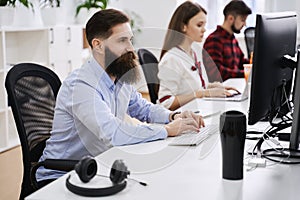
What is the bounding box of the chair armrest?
[30,159,79,190]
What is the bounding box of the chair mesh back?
[14,76,55,153]
[138,49,160,104]
[244,27,255,59]
[5,63,61,199]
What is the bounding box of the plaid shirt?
[202,26,249,82]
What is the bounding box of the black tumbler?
[220,110,246,180]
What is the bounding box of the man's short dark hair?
[85,9,130,48]
[223,0,252,17]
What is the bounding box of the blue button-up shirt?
[37,57,170,181]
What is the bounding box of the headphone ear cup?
[66,158,128,197]
[110,160,129,184]
[75,156,97,183]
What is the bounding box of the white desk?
[26,98,300,200]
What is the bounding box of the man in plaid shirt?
[203,0,252,82]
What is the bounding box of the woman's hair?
[85,9,129,48]
[160,1,207,59]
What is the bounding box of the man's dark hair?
[223,0,252,18]
[85,9,130,48]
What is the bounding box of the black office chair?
[244,27,255,59]
[5,63,77,199]
[137,48,160,104]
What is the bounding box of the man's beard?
[231,21,241,34]
[105,48,140,84]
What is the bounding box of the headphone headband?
[66,175,127,197]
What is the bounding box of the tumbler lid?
[220,110,246,133]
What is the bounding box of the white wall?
[109,0,178,92]
[110,0,177,29]
[110,0,177,57]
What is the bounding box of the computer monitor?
[248,12,297,125]
[290,49,300,150]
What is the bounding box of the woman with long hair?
[158,1,236,110]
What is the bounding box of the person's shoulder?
[162,47,180,57]
[63,68,80,85]
[66,63,103,89]
[159,48,182,64]
[206,30,222,41]
[204,33,222,49]
[158,50,188,76]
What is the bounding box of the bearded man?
[36,9,204,186]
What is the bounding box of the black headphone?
[66,156,129,197]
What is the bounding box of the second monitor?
[248,11,297,125]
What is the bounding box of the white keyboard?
[168,124,219,146]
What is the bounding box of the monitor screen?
[248,12,297,125]
[290,49,300,150]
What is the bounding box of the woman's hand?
[207,81,223,89]
[207,82,240,97]
[206,87,228,97]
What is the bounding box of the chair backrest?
[137,48,160,104]
[244,27,255,59]
[5,63,61,199]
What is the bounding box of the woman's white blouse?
[157,47,208,109]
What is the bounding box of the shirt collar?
[217,25,235,40]
[88,56,116,91]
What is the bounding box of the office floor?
[0,146,22,200]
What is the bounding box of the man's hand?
[175,111,205,128]
[166,111,205,137]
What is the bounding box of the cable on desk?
[252,122,300,164]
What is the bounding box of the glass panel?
[0,72,5,110]
[0,111,7,149]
